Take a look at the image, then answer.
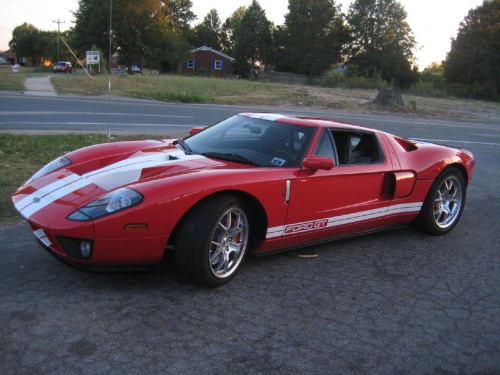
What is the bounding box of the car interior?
[315,129,383,165]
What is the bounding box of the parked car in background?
[130,65,142,74]
[53,61,72,73]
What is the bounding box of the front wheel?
[413,168,466,235]
[174,195,250,287]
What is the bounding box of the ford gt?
[12,113,475,286]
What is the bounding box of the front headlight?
[67,188,144,221]
[25,156,72,185]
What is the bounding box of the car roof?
[238,112,376,132]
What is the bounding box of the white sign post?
[86,51,100,73]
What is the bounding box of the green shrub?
[322,72,389,90]
[407,80,447,98]
[33,65,52,73]
[448,82,499,101]
[323,72,346,87]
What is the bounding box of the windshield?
[182,115,316,167]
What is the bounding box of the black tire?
[413,167,466,235]
[174,195,250,287]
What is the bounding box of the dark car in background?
[53,61,72,73]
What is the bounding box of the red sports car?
[12,113,475,286]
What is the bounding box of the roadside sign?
[86,51,100,64]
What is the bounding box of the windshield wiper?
[174,139,193,155]
[202,152,262,166]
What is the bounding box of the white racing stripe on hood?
[20,178,91,219]
[249,113,287,121]
[16,150,205,219]
[83,150,188,191]
[15,173,82,213]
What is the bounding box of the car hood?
[12,139,228,222]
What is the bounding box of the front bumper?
[28,221,168,270]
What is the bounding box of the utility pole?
[109,0,112,74]
[52,19,65,62]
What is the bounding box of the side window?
[331,130,383,165]
[314,130,336,162]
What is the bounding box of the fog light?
[80,241,92,258]
[57,236,94,260]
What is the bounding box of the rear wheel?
[174,195,250,287]
[413,168,466,235]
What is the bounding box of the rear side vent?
[394,137,418,152]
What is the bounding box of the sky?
[0,0,485,70]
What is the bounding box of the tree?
[233,0,273,77]
[9,23,39,64]
[221,6,246,55]
[420,62,446,88]
[9,23,59,65]
[444,0,500,97]
[347,0,417,88]
[38,30,63,63]
[282,0,347,82]
[71,0,193,73]
[144,18,191,73]
[273,24,293,73]
[161,0,196,34]
[112,0,161,71]
[191,9,223,50]
[71,0,112,62]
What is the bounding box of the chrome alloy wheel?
[433,175,463,229]
[209,207,249,279]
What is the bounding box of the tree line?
[8,0,499,100]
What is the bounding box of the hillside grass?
[49,73,500,121]
[51,73,316,107]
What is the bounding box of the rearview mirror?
[302,156,334,171]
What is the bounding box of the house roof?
[190,46,235,62]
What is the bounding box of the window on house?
[214,60,222,70]
[187,59,195,69]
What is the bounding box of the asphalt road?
[1,91,499,145]
[0,93,499,374]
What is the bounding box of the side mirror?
[189,127,205,135]
[302,156,334,171]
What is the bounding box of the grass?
[0,65,33,90]
[49,72,500,121]
[0,133,153,225]
[51,73,310,107]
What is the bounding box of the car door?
[282,127,397,246]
